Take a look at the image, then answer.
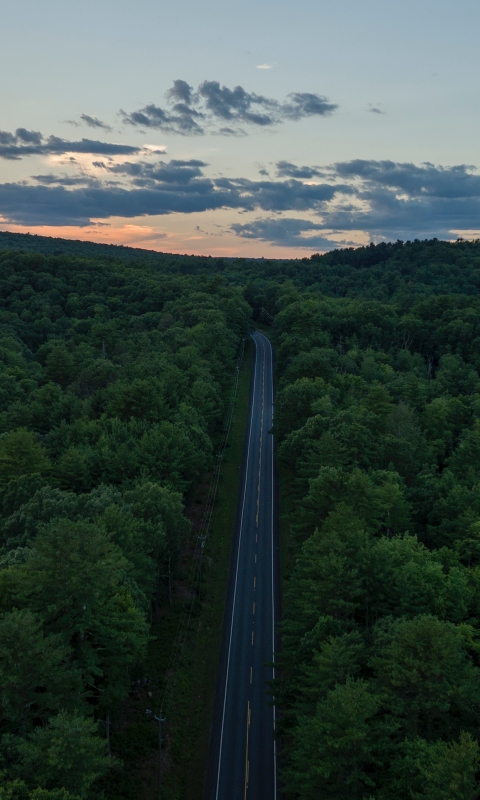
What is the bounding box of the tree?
[371,615,480,738]
[0,782,80,800]
[388,733,480,800]
[0,430,50,484]
[16,711,111,798]
[44,347,74,388]
[0,609,80,727]
[285,679,385,800]
[13,520,149,712]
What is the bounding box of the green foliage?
[273,275,480,797]
[0,431,50,484]
[15,711,111,798]
[286,679,386,800]
[12,519,149,711]
[0,609,78,727]
[0,245,251,796]
[4,234,480,795]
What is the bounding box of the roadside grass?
[118,340,254,800]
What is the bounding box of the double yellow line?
[255,343,266,527]
[244,701,251,799]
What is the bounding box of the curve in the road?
[205,331,278,800]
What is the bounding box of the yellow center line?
[255,348,266,528]
[244,701,251,799]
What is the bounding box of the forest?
[270,288,480,798]
[1,233,480,798]
[0,246,250,799]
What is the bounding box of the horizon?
[1,0,479,258]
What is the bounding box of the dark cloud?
[215,126,247,137]
[231,160,480,246]
[122,79,338,135]
[283,93,338,119]
[0,129,142,160]
[0,158,344,226]
[2,154,479,246]
[0,132,17,146]
[231,217,344,249]
[95,158,207,186]
[166,79,195,105]
[15,128,43,144]
[0,182,234,226]
[197,81,277,126]
[32,173,96,187]
[333,159,480,199]
[369,107,385,115]
[276,160,324,179]
[121,102,204,135]
[215,176,344,212]
[300,159,480,242]
[80,114,113,132]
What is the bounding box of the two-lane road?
[206,330,278,800]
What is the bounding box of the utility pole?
[168,556,172,608]
[154,711,166,800]
[198,534,207,601]
[106,712,111,757]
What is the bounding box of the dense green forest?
[2,231,480,299]
[271,290,480,798]
[0,246,250,798]
[2,232,480,799]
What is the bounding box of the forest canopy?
[1,232,480,798]
[269,280,480,799]
[0,244,250,798]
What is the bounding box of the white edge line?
[215,332,258,799]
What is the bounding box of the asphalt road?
[206,330,278,800]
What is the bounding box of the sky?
[1,0,480,257]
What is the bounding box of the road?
[205,330,278,800]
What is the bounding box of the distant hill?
[1,231,480,301]
[0,230,224,272]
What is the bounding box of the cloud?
[121,102,204,135]
[231,160,480,246]
[318,159,480,240]
[2,154,479,246]
[122,79,338,135]
[369,107,385,115]
[166,79,195,105]
[231,217,347,249]
[283,93,338,120]
[0,129,142,160]
[197,80,277,126]
[32,173,96,187]
[15,128,43,144]
[256,64,273,70]
[0,158,345,226]
[276,160,324,179]
[80,114,113,131]
[94,158,208,186]
[333,159,480,198]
